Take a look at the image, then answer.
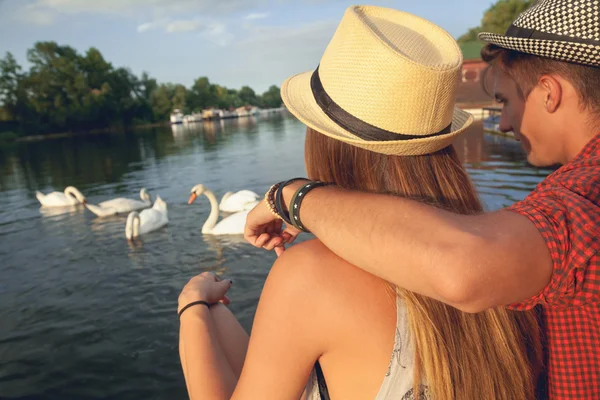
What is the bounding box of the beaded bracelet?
[289,181,331,232]
[275,178,306,225]
[264,183,282,220]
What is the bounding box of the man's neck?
[563,116,600,163]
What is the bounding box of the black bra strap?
[315,361,331,400]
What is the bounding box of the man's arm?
[276,184,552,313]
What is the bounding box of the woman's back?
[290,239,423,399]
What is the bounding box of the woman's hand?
[178,272,233,314]
[244,184,304,256]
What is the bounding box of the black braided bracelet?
[178,300,212,318]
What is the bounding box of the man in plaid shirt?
[245,0,600,398]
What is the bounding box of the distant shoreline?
[4,103,498,144]
[9,122,169,143]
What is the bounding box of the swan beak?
[82,199,87,205]
[188,193,198,205]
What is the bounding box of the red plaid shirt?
[507,133,600,399]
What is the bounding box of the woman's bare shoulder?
[275,239,392,288]
[267,239,396,330]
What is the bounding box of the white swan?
[86,188,152,217]
[189,185,259,212]
[125,196,169,240]
[188,184,248,235]
[218,190,259,212]
[36,186,86,207]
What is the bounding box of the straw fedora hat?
[479,0,600,67]
[281,5,472,156]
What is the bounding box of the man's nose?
[498,110,512,133]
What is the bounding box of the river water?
[0,113,553,399]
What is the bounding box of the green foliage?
[261,85,283,109]
[458,27,481,44]
[239,86,257,106]
[0,131,18,144]
[0,42,282,136]
[458,0,537,44]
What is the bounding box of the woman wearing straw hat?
[177,6,542,400]
[244,0,600,398]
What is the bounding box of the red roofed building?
[456,41,495,108]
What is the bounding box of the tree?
[2,41,282,135]
[189,76,215,110]
[26,42,84,131]
[150,84,173,121]
[458,0,536,43]
[171,84,187,111]
[140,72,157,101]
[137,72,158,123]
[260,85,282,109]
[0,52,25,120]
[239,86,256,106]
[227,88,243,109]
[457,27,481,44]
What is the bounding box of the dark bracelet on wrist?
[178,300,213,318]
[275,178,306,224]
[289,181,332,233]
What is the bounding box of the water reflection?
[39,204,85,218]
[454,120,526,165]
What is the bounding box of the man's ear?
[538,74,562,113]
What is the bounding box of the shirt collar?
[573,132,600,161]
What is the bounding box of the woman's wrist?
[179,303,211,323]
[281,180,309,214]
[178,296,210,314]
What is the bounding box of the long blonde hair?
[305,127,542,400]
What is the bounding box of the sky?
[0,0,495,94]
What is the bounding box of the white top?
[304,297,430,400]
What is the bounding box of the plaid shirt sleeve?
[506,185,600,310]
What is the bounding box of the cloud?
[15,0,267,37]
[137,20,168,33]
[220,19,338,91]
[7,3,57,26]
[244,12,269,20]
[136,17,233,45]
[205,22,234,46]
[238,20,336,51]
[32,0,265,17]
[165,19,203,33]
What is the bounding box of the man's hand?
[244,199,301,256]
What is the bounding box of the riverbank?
[2,108,289,145]
[9,122,169,144]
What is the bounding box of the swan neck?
[133,215,140,237]
[65,187,84,202]
[202,190,220,234]
[140,189,150,202]
[126,212,141,239]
